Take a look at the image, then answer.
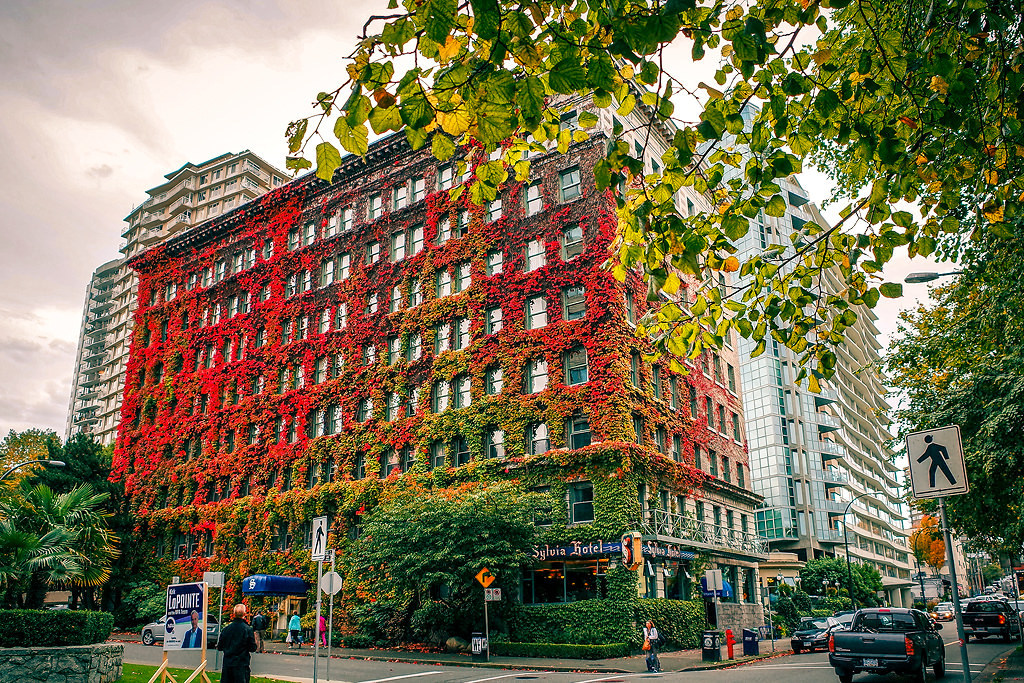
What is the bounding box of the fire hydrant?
[726,628,736,659]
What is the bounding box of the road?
[123,637,1017,682]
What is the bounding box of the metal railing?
[639,508,769,556]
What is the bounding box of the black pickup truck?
[963,599,1022,642]
[828,608,945,683]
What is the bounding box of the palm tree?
[0,483,118,608]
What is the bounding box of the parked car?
[833,612,856,630]
[141,615,219,646]
[792,617,833,654]
[962,599,1021,642]
[828,608,945,683]
[930,603,954,621]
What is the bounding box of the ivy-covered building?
[114,108,767,638]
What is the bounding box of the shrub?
[0,609,114,647]
[490,642,630,658]
[636,599,706,650]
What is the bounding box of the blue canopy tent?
[241,575,308,596]
[700,577,734,599]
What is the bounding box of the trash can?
[702,630,721,662]
[471,632,488,662]
[742,628,759,656]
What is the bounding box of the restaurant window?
[569,482,595,523]
[521,559,608,605]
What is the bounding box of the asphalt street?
[123,637,1017,683]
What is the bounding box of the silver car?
[141,614,219,646]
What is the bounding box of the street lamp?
[905,271,963,284]
[843,490,881,610]
[0,459,65,482]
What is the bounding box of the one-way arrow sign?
[906,425,969,499]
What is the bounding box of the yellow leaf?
[437,36,461,63]
[929,75,949,94]
[811,49,832,65]
[725,5,744,21]
[983,204,1004,222]
[664,272,681,295]
[984,168,998,184]
[620,64,635,80]
[723,256,740,272]
[438,103,471,136]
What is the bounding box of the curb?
[973,646,1024,682]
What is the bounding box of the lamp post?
[760,578,776,652]
[843,490,880,610]
[905,271,963,284]
[0,459,65,482]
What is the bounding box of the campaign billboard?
[163,582,207,651]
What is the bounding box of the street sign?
[906,425,969,499]
[203,571,225,588]
[311,516,330,561]
[320,571,343,596]
[484,588,501,602]
[475,567,496,588]
[705,569,723,592]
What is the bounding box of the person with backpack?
[642,620,662,673]
[250,609,268,653]
[217,604,257,683]
[288,611,303,649]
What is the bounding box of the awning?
[700,577,734,599]
[241,574,309,596]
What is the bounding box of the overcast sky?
[0,0,942,439]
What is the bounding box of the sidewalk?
[255,637,794,673]
[975,645,1024,682]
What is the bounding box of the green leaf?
[333,118,369,156]
[578,111,599,128]
[879,283,903,298]
[765,195,787,217]
[315,142,343,181]
[722,214,749,239]
[368,105,402,134]
[431,133,456,161]
[517,77,545,126]
[423,0,458,43]
[549,58,587,94]
[286,119,308,154]
[286,156,312,172]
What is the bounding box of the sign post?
[320,551,342,683]
[475,568,496,662]
[203,572,225,671]
[907,425,970,683]
[705,569,724,631]
[310,516,329,683]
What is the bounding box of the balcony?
[819,469,849,485]
[818,438,846,460]
[639,508,769,559]
[819,498,847,514]
[812,410,841,432]
[814,387,840,406]
[168,195,193,216]
[818,528,845,543]
[139,228,165,246]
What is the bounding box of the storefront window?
[664,561,692,600]
[522,560,608,604]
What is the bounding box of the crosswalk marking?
[357,673,444,683]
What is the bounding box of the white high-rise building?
[65,151,286,444]
[734,176,915,606]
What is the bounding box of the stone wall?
[715,602,764,638]
[0,643,123,683]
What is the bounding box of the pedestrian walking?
[288,611,302,649]
[642,620,662,673]
[250,609,268,653]
[217,604,257,683]
[318,613,328,647]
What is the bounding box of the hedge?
[508,598,706,649]
[0,610,114,647]
[490,642,630,659]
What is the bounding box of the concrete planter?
[0,642,123,683]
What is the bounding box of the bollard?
[726,628,736,659]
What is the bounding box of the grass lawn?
[118,663,289,683]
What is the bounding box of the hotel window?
[284,274,297,297]
[689,385,698,418]
[525,295,548,329]
[525,358,548,393]
[718,405,726,434]
[456,209,469,237]
[569,482,594,523]
[410,176,426,203]
[524,181,543,215]
[366,241,381,264]
[565,347,589,385]
[709,449,718,477]
[723,456,732,483]
[390,285,403,313]
[298,315,309,339]
[567,414,592,449]
[215,260,226,282]
[436,270,452,298]
[303,221,316,246]
[485,366,503,395]
[624,289,636,325]
[453,375,471,408]
[410,223,425,254]
[705,397,714,429]
[454,261,471,292]
[331,353,344,379]
[368,193,382,219]
[392,183,408,210]
[713,355,723,384]
[656,427,667,454]
[400,446,416,472]
[487,198,503,222]
[366,292,378,314]
[302,269,313,292]
[406,333,422,361]
[524,239,546,271]
[385,392,400,421]
[390,231,407,261]
[486,250,503,275]
[527,423,549,455]
[282,320,293,344]
[694,444,703,470]
[560,223,584,260]
[356,398,373,422]
[362,345,376,365]
[672,435,682,462]
[438,165,454,190]
[632,413,644,444]
[388,337,401,364]
[409,278,423,306]
[315,357,328,383]
[339,207,353,232]
[436,216,452,243]
[669,377,679,409]
[434,322,451,354]
[454,317,470,350]
[485,307,503,335]
[732,412,741,442]
[629,352,640,387]
[430,441,447,469]
[559,166,582,201]
[321,258,335,286]
[737,463,745,488]
[652,365,662,399]
[231,253,242,274]
[404,386,419,415]
[325,211,339,237]
[287,228,300,251]
[338,253,351,278]
[727,364,737,393]
[562,286,586,321]
[334,302,348,328]
[453,436,472,466]
[486,429,505,458]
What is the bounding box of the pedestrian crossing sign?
[906,425,969,499]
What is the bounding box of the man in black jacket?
[217,604,257,683]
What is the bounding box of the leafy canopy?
[287,0,1023,381]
